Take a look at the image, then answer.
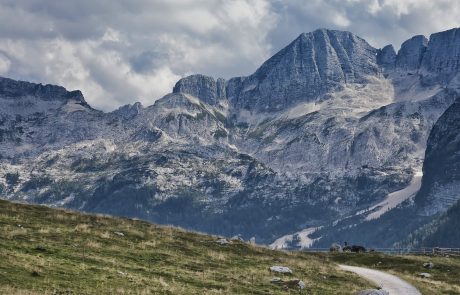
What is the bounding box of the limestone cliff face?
[420,28,460,84]
[173,74,226,106]
[395,35,428,73]
[416,97,460,214]
[377,44,397,72]
[226,29,379,112]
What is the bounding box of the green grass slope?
[0,200,370,294]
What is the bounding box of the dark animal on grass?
[343,245,366,253]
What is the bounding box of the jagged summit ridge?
[173,74,226,106]
[174,28,460,114]
[378,27,460,80]
[421,27,460,77]
[395,35,428,73]
[0,76,87,105]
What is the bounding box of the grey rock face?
[227,29,379,112]
[416,96,460,214]
[148,92,228,141]
[395,35,428,73]
[173,74,226,105]
[420,28,460,78]
[112,102,144,120]
[377,45,397,72]
[0,76,87,105]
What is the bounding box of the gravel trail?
[339,264,422,295]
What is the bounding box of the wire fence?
[301,247,460,256]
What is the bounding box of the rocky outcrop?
[173,74,226,106]
[395,35,428,73]
[420,28,460,80]
[416,97,460,214]
[112,102,143,120]
[377,45,396,72]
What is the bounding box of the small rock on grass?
[285,279,305,290]
[270,278,306,290]
[423,262,434,269]
[419,272,432,278]
[216,238,229,245]
[231,235,244,241]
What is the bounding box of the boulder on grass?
[269,266,292,274]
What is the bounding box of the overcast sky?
[0,0,458,110]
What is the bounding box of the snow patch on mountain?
[270,227,320,250]
[358,171,423,221]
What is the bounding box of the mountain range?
[0,27,459,248]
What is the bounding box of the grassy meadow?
[0,199,372,294]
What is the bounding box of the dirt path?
[339,265,421,295]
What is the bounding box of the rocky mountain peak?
[0,76,88,106]
[377,44,397,72]
[227,29,379,112]
[395,35,428,73]
[173,74,226,106]
[420,27,460,78]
